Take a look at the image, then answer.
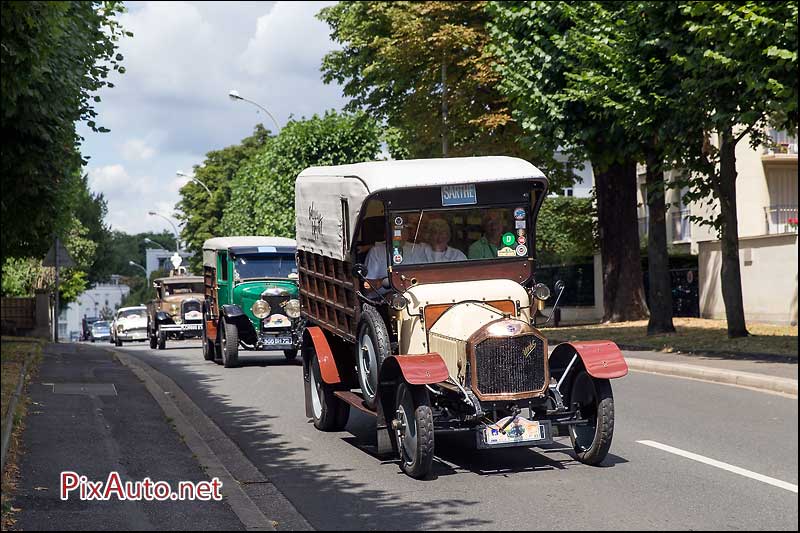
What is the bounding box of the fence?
[535,262,595,307]
[1,297,36,332]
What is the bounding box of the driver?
[364,214,425,283]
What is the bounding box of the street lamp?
[147,211,181,252]
[228,89,281,132]
[128,260,147,276]
[143,237,169,250]
[176,170,212,197]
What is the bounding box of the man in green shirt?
[468,210,506,259]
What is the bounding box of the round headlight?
[388,292,408,311]
[171,303,179,314]
[284,299,301,319]
[252,300,271,319]
[533,283,551,301]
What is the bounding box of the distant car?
[147,274,205,350]
[111,306,148,346]
[90,320,111,343]
[82,316,100,341]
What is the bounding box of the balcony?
[764,205,798,235]
[762,129,798,163]
[671,209,692,242]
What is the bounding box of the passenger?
[364,214,425,281]
[419,218,466,263]
[468,210,506,260]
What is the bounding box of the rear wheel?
[394,382,434,479]
[283,349,299,362]
[568,369,614,466]
[221,318,239,368]
[157,327,166,350]
[202,321,216,361]
[149,328,157,349]
[115,336,122,347]
[356,306,391,410]
[309,349,349,431]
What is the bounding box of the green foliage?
[176,124,272,273]
[1,1,129,260]
[221,110,382,237]
[536,196,597,264]
[102,230,178,278]
[318,1,575,189]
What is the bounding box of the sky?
[79,1,346,236]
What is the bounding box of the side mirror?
[352,263,368,279]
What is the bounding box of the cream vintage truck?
[294,156,628,479]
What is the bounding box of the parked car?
[201,236,302,367]
[90,320,111,343]
[147,274,205,350]
[294,156,628,479]
[111,306,149,346]
[81,316,100,341]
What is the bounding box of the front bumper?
[117,328,148,341]
[159,322,203,333]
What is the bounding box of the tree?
[176,124,271,273]
[1,1,129,260]
[673,2,798,338]
[221,110,382,237]
[318,1,576,189]
[536,196,597,265]
[488,1,649,322]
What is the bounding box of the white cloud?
[121,138,157,160]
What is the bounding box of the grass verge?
[1,337,45,530]
[542,318,798,359]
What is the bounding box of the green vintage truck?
[201,236,301,368]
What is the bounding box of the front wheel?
[308,349,349,431]
[149,329,158,349]
[568,369,615,466]
[283,349,298,362]
[115,336,122,347]
[221,318,239,368]
[394,382,434,479]
[157,327,166,350]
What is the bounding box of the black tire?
[568,369,615,466]
[149,328,158,349]
[283,349,299,362]
[221,318,239,368]
[157,327,166,350]
[115,336,122,347]
[355,305,391,410]
[308,349,349,431]
[394,382,434,479]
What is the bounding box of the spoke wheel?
[394,382,434,479]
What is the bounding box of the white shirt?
[365,242,427,280]
[419,246,467,263]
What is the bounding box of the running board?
[334,391,376,416]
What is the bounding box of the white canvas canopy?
[202,236,297,267]
[295,156,546,260]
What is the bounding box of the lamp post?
[176,170,212,197]
[128,260,147,277]
[228,89,281,133]
[147,211,181,252]
[143,237,169,250]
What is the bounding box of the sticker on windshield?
[501,232,516,246]
[513,207,526,220]
[517,235,527,245]
[517,229,526,236]
[515,220,526,229]
[394,216,403,226]
[393,253,403,264]
[516,244,528,256]
[498,247,516,258]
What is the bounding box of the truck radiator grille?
[473,333,547,397]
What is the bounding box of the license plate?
[483,417,547,446]
[263,336,292,345]
[441,184,477,206]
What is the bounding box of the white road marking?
[637,440,798,493]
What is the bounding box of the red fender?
[550,340,628,379]
[381,353,450,385]
[306,326,341,385]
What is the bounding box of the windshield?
[163,282,203,296]
[233,253,297,281]
[387,205,530,267]
[118,309,147,320]
[93,321,109,329]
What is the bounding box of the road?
[119,340,798,531]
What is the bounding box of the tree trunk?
[594,157,649,322]
[714,129,749,338]
[645,149,675,335]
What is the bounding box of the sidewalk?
[8,343,245,531]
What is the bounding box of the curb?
[626,357,798,397]
[1,357,31,473]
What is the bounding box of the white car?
[111,306,149,346]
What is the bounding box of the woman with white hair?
[419,218,466,263]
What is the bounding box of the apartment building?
[637,128,798,324]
